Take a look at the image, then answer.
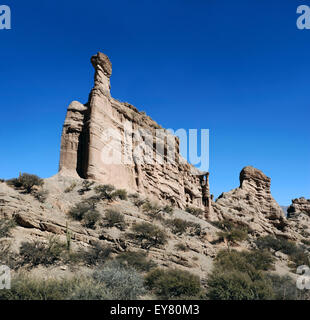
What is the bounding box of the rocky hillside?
[1,168,310,300]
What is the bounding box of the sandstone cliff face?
[212,166,293,237]
[59,52,212,216]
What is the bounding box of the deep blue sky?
[0,0,309,205]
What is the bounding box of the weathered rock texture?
[59,52,213,216]
[288,197,310,218]
[212,166,294,237]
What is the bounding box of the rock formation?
[59,52,213,217]
[212,166,291,236]
[288,197,310,218]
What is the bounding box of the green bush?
[206,249,277,300]
[185,207,203,217]
[78,241,113,266]
[112,189,128,200]
[214,250,275,275]
[129,222,167,249]
[206,270,274,300]
[174,243,189,251]
[78,180,94,195]
[218,229,248,245]
[145,268,202,299]
[19,237,66,267]
[115,251,156,272]
[103,210,126,230]
[165,218,201,236]
[0,218,16,238]
[162,205,173,215]
[7,173,43,193]
[94,184,116,201]
[93,260,146,300]
[83,210,101,229]
[255,236,309,267]
[33,189,49,203]
[142,201,163,220]
[68,202,100,229]
[0,275,112,300]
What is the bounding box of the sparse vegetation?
[115,251,156,272]
[206,249,277,300]
[112,189,128,200]
[94,184,115,201]
[7,173,44,194]
[83,210,101,229]
[129,222,167,249]
[186,207,203,217]
[145,268,202,299]
[174,243,189,251]
[78,241,113,266]
[103,209,126,230]
[19,237,66,267]
[142,200,163,220]
[0,218,16,238]
[0,275,112,300]
[33,189,49,203]
[255,235,310,267]
[64,182,77,193]
[165,218,201,236]
[78,180,95,195]
[93,260,146,299]
[68,202,101,229]
[162,205,173,215]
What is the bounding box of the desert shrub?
[255,236,309,267]
[0,179,4,183]
[214,250,275,275]
[112,189,128,200]
[165,218,201,236]
[83,210,101,229]
[142,201,163,220]
[115,251,156,272]
[33,189,49,203]
[145,268,202,299]
[7,173,43,193]
[301,239,310,246]
[0,218,16,238]
[78,180,94,195]
[174,243,189,251]
[94,184,116,201]
[129,222,167,249]
[64,182,77,193]
[186,207,203,217]
[132,197,147,208]
[206,249,277,300]
[69,202,100,228]
[93,260,145,300]
[78,241,113,266]
[162,205,173,215]
[206,270,274,300]
[103,210,126,230]
[0,275,112,300]
[19,237,66,267]
[265,274,308,300]
[218,229,248,245]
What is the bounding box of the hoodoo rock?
[59,52,213,217]
[287,198,310,218]
[212,166,289,236]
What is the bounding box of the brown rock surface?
[212,166,297,238]
[288,197,310,218]
[59,52,213,216]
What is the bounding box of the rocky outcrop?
[288,197,310,218]
[59,52,213,216]
[212,166,292,237]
